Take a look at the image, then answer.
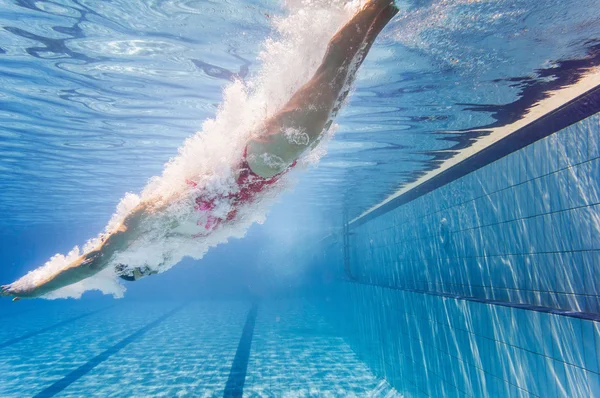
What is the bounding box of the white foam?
[9,0,368,299]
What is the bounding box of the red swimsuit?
[191,147,296,235]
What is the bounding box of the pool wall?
[346,112,600,313]
[312,110,600,396]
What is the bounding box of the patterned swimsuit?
[191,147,296,235]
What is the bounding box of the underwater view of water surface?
[1,0,600,396]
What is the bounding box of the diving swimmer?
[1,0,399,299]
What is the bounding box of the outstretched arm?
[1,204,149,299]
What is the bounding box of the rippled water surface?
[1,0,600,226]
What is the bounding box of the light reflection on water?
[0,0,599,227]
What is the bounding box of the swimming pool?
[1,0,600,396]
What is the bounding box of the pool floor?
[0,299,400,397]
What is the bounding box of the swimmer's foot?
[1,284,15,299]
[1,283,33,300]
[369,0,399,9]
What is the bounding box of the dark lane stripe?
[0,306,114,349]
[33,304,186,398]
[224,303,258,398]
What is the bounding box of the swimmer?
[1,0,399,299]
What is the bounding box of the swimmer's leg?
[287,2,399,119]
[359,4,399,64]
[245,1,398,177]
[332,3,399,108]
[288,1,398,110]
[315,1,398,78]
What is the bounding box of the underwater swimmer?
[1,0,399,299]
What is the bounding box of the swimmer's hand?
[1,284,26,301]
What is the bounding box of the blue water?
[1,0,600,396]
[0,299,400,397]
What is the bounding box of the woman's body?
[1,0,398,300]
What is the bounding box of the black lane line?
[33,304,186,398]
[0,306,115,350]
[224,303,258,398]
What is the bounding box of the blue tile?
[589,205,600,251]
[494,156,511,191]
[526,217,544,254]
[581,320,599,374]
[567,122,589,166]
[534,136,555,177]
[568,164,588,209]
[586,369,600,398]
[547,132,562,173]
[525,352,550,396]
[572,207,593,251]
[588,114,600,160]
[576,160,600,207]
[471,168,489,198]
[563,362,600,398]
[518,255,535,289]
[523,143,539,179]
[514,309,547,356]
[502,152,522,187]
[530,178,550,216]
[548,169,571,212]
[556,128,571,170]
[555,212,574,252]
[513,182,531,218]
[560,252,586,295]
[500,189,516,223]
[582,251,600,296]
[551,315,586,369]
[550,359,569,398]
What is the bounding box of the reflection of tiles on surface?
[54,301,250,397]
[243,299,402,397]
[0,301,177,397]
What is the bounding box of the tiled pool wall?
[310,111,600,396]
[318,281,600,397]
[349,112,600,314]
